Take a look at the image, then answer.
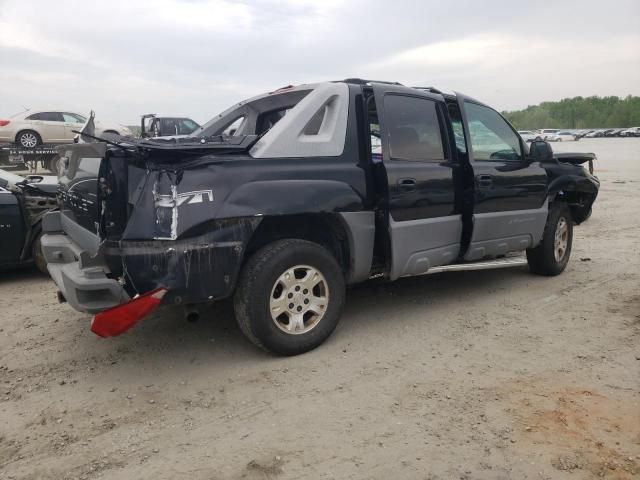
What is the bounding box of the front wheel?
[234,239,345,355]
[527,203,573,276]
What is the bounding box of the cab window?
[39,112,64,122]
[383,95,445,162]
[465,102,522,161]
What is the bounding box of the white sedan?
[0,110,132,147]
[546,131,579,142]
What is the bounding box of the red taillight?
[91,288,167,337]
[0,120,10,127]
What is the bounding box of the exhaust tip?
[185,305,200,323]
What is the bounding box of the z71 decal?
[154,189,214,208]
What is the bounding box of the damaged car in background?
[0,168,57,273]
[41,80,599,355]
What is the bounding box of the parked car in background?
[586,130,605,138]
[535,129,559,141]
[546,131,579,142]
[140,114,200,138]
[620,127,640,137]
[0,168,57,273]
[0,110,133,147]
[576,130,593,138]
[517,130,536,142]
[604,128,624,137]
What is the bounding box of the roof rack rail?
[412,86,443,94]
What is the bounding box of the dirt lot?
[1,139,639,479]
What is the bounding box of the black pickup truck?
[41,80,599,355]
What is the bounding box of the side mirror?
[529,140,554,163]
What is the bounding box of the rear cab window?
[382,95,447,162]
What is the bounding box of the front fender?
[547,174,599,198]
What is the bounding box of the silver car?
[517,130,536,142]
[0,110,132,147]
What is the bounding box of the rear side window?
[221,116,245,136]
[465,103,522,161]
[37,112,64,122]
[26,113,42,120]
[383,95,446,162]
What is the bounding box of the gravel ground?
[1,139,639,479]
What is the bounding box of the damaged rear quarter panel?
[121,156,367,241]
[108,217,261,304]
[108,155,367,303]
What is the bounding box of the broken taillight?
[0,120,10,127]
[91,288,167,337]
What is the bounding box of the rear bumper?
[41,228,129,313]
[42,211,261,314]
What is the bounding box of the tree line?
[502,95,640,130]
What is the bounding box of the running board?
[425,256,527,274]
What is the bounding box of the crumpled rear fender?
[217,179,364,218]
[105,217,262,305]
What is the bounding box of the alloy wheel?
[554,217,569,262]
[20,133,38,148]
[269,265,329,335]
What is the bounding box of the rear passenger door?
[30,112,67,142]
[372,85,463,280]
[457,95,548,260]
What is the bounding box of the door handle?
[398,178,417,191]
[475,174,493,187]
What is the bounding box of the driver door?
[456,95,548,260]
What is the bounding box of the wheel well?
[553,190,595,224]
[15,129,41,143]
[244,214,351,273]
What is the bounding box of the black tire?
[233,239,345,356]
[46,155,61,174]
[32,234,48,275]
[16,130,42,148]
[526,203,573,276]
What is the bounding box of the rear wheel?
[234,239,345,355]
[527,203,573,276]
[16,130,41,148]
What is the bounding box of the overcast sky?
[1,0,639,124]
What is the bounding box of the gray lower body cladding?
[42,212,261,313]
